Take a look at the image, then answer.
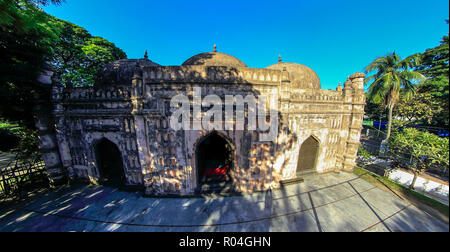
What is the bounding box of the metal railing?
[358,129,449,180]
[0,153,48,198]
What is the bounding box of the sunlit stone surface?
[43,49,366,196]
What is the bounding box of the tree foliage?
[412,23,449,126]
[388,128,449,188]
[0,0,126,130]
[0,0,60,128]
[364,52,426,142]
[394,85,442,125]
[50,17,127,86]
[416,31,449,79]
[364,94,388,121]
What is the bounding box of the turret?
[341,72,366,172]
[131,55,145,114]
[35,63,67,185]
[349,72,366,104]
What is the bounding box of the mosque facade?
[37,47,366,195]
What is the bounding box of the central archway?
[196,132,234,192]
[94,138,125,187]
[296,135,319,176]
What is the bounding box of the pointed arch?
[195,131,235,191]
[94,138,125,186]
[296,135,320,175]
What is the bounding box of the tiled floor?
[0,172,448,232]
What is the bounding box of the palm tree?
[364,52,425,143]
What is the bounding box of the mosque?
[37,46,366,195]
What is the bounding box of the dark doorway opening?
[296,136,319,176]
[196,132,234,193]
[95,138,125,187]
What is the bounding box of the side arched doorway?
[94,138,125,187]
[196,132,234,192]
[296,136,319,176]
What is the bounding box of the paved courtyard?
[0,172,448,232]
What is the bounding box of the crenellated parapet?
[142,66,282,86]
[289,89,344,103]
[56,87,133,102]
[46,49,367,196]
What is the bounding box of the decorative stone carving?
[48,50,366,196]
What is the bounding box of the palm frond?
[401,53,422,68]
[364,56,389,74]
[368,73,392,106]
[399,70,426,84]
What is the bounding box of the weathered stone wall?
[52,84,144,185]
[35,69,66,185]
[136,80,280,195]
[51,63,366,196]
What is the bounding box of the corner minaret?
[341,72,366,172]
[35,63,67,185]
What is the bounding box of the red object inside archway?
[204,165,230,176]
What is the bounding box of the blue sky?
[44,0,449,90]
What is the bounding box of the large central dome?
[182,52,247,68]
[266,62,321,89]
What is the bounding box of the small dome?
[95,58,160,87]
[182,52,247,68]
[266,62,321,89]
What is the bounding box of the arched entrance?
[196,132,234,192]
[296,136,319,176]
[94,138,125,187]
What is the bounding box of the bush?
[0,127,19,152]
[12,127,40,158]
[358,145,372,159]
[388,128,449,188]
[0,123,39,157]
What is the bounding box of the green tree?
[0,0,61,129]
[50,17,127,86]
[364,94,388,121]
[1,0,126,158]
[1,0,127,130]
[416,22,449,78]
[364,52,426,143]
[413,21,449,126]
[394,85,441,125]
[0,0,63,30]
[388,128,449,189]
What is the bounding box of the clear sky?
[43,0,449,90]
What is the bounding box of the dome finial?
[144,50,148,59]
[213,44,217,52]
[337,82,343,92]
[278,54,282,63]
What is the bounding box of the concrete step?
[199,181,234,194]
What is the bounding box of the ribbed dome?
[266,62,321,89]
[182,52,247,68]
[95,58,160,87]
